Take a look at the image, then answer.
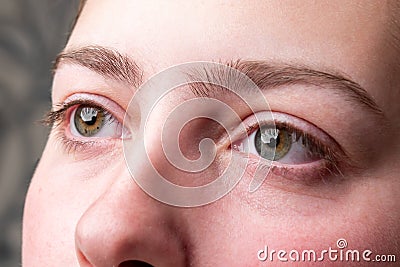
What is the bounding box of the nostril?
[119,260,155,267]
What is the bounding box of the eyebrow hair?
[54,45,143,87]
[54,45,384,118]
[388,0,400,54]
[188,60,384,117]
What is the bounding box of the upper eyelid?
[43,93,126,127]
[246,111,343,148]
[238,111,349,160]
[43,100,105,127]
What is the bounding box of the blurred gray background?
[0,1,80,265]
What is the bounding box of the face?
[23,0,400,266]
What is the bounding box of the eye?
[232,112,338,165]
[254,126,291,161]
[246,124,326,164]
[70,104,123,138]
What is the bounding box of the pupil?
[84,115,97,126]
[268,135,280,148]
[80,107,98,126]
[254,127,278,159]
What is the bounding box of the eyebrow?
[188,60,385,117]
[54,45,384,118]
[54,45,143,87]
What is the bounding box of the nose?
[74,165,187,267]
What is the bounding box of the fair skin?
[23,0,400,266]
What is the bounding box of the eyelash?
[43,99,121,154]
[44,99,349,182]
[236,117,348,182]
[255,122,339,161]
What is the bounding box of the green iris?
[74,106,105,137]
[255,126,292,160]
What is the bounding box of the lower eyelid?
[270,161,338,183]
[245,155,343,185]
[54,125,121,157]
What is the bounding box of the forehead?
[69,1,391,62]
[67,1,399,107]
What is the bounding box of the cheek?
[22,143,114,265]
[336,179,400,254]
[184,209,398,266]
[23,167,80,265]
[182,173,399,265]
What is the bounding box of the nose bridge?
[75,157,187,267]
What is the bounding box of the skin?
[23,0,400,266]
